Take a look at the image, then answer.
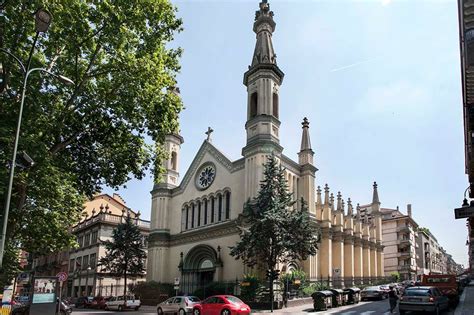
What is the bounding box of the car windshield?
[187,296,200,302]
[226,296,243,304]
[405,289,430,296]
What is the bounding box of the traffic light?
[266,269,272,279]
[272,269,280,280]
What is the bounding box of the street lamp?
[0,56,74,266]
[85,266,92,296]
[34,8,52,33]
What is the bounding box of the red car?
[192,295,251,315]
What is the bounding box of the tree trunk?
[123,272,127,307]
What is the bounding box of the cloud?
[381,0,392,6]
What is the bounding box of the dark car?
[399,286,449,315]
[90,296,111,309]
[75,296,93,308]
[360,286,386,301]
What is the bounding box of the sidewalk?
[455,281,474,315]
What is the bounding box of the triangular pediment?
[154,140,244,196]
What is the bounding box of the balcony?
[398,239,411,247]
[398,252,412,258]
[72,212,150,232]
[397,225,411,233]
[399,265,415,272]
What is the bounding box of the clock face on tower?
[195,163,216,190]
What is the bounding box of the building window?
[91,231,98,244]
[78,236,84,248]
[82,255,89,269]
[171,151,177,171]
[204,199,208,225]
[197,201,202,227]
[84,233,91,247]
[218,194,223,221]
[69,259,75,272]
[225,191,231,219]
[250,92,258,118]
[185,206,189,230]
[272,93,279,118]
[89,254,96,268]
[75,257,81,271]
[191,204,195,229]
[211,197,215,223]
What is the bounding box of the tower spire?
[372,181,381,213]
[298,117,315,165]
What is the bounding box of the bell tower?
[242,0,284,199]
[243,0,284,153]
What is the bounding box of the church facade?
[147,0,384,292]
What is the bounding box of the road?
[71,299,456,315]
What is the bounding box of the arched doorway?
[181,245,218,294]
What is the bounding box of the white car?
[157,296,201,315]
[105,295,141,311]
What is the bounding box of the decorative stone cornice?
[148,220,240,248]
[320,226,333,239]
[369,242,377,250]
[354,238,363,247]
[343,235,355,245]
[362,239,370,248]
[332,230,344,242]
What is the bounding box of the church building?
[147,0,384,292]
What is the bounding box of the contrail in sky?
[330,57,378,73]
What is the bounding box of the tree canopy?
[99,214,147,301]
[230,155,320,273]
[0,0,183,285]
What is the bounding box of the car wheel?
[179,309,186,315]
[221,309,231,315]
[135,306,140,311]
[157,307,163,315]
[193,308,201,315]
[118,305,123,312]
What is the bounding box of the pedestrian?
[388,285,398,314]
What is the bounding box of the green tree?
[230,155,320,305]
[99,214,147,305]
[0,0,182,285]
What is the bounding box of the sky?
[105,0,470,266]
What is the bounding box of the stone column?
[370,243,378,278]
[377,243,384,277]
[362,240,371,280]
[354,238,363,281]
[319,228,332,280]
[332,231,344,287]
[343,236,354,286]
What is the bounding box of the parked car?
[379,285,391,298]
[75,296,94,308]
[399,286,449,315]
[90,296,111,309]
[105,295,141,311]
[360,286,386,301]
[157,296,201,315]
[192,295,251,315]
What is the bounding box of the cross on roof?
[205,127,214,142]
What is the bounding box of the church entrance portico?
[180,244,222,294]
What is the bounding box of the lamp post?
[0,7,58,267]
[85,266,91,296]
[0,66,73,267]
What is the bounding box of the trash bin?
[311,291,333,311]
[343,287,361,304]
[329,289,344,307]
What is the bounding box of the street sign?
[17,272,29,282]
[174,278,180,285]
[174,285,179,290]
[454,206,474,219]
[56,272,68,282]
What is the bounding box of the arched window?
[272,93,279,118]
[185,206,189,230]
[191,203,195,229]
[197,201,202,227]
[171,151,177,170]
[211,197,215,224]
[250,92,258,118]
[225,191,231,219]
[204,199,208,225]
[218,194,223,221]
